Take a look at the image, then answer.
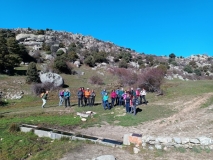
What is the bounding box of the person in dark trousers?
[110,89,116,108]
[118,88,124,106]
[130,96,137,115]
[77,88,83,107]
[125,93,131,113]
[101,89,107,108]
[140,88,147,105]
[90,90,96,106]
[103,92,110,110]
[64,89,71,107]
[81,87,85,106]
[115,88,120,105]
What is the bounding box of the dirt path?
[72,93,213,141]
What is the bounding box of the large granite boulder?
[39,72,63,87]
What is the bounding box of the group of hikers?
[100,87,147,115]
[40,87,147,115]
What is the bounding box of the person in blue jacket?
[64,89,71,108]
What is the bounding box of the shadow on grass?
[136,108,142,115]
[0,101,9,107]
[13,69,27,76]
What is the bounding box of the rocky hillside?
[0,28,212,81]
[13,28,213,80]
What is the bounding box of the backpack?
[42,93,47,99]
[60,91,64,96]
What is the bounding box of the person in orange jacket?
[84,88,91,106]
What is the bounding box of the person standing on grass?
[140,88,147,105]
[115,88,120,105]
[84,88,91,106]
[125,93,131,113]
[64,89,71,108]
[118,88,124,106]
[90,90,96,106]
[130,96,137,115]
[41,90,48,108]
[77,88,83,107]
[81,87,85,106]
[59,89,64,106]
[110,89,116,108]
[101,89,107,107]
[103,92,110,110]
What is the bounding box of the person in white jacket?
[140,88,147,105]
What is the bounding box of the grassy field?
[1,66,213,159]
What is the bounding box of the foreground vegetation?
[1,68,213,159]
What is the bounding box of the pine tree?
[26,62,39,83]
[0,34,8,72]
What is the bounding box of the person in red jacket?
[110,89,117,108]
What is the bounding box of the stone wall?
[123,133,213,150]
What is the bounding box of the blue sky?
[0,0,212,57]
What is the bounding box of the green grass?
[0,112,81,128]
[0,129,84,160]
[1,67,213,159]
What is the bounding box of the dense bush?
[56,50,64,56]
[26,62,39,83]
[118,59,128,68]
[109,67,165,91]
[84,56,95,67]
[89,75,104,85]
[194,68,201,76]
[137,68,165,91]
[184,65,193,73]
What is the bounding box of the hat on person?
[87,88,89,90]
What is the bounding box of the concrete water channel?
[20,124,123,147]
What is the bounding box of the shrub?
[189,61,197,68]
[93,51,107,63]
[89,75,104,85]
[184,65,193,73]
[84,56,95,67]
[56,50,64,56]
[137,68,165,92]
[194,69,201,76]
[9,123,20,133]
[26,62,40,83]
[54,56,69,73]
[118,59,128,68]
[109,68,138,86]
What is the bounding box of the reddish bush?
[89,75,104,85]
[138,68,165,92]
[109,67,165,92]
[109,67,138,86]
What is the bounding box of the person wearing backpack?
[59,89,64,106]
[77,88,83,107]
[64,89,71,108]
[40,90,48,108]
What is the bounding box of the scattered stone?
[190,138,200,144]
[92,155,116,160]
[155,144,162,150]
[198,136,212,145]
[133,147,140,154]
[173,137,181,144]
